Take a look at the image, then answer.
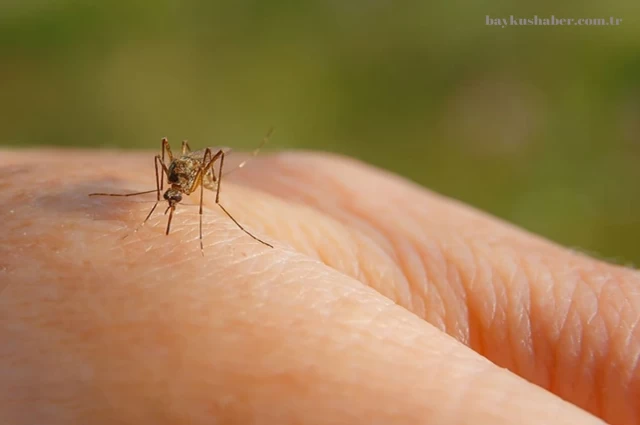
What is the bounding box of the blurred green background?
[1,1,639,264]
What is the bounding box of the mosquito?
[89,129,274,253]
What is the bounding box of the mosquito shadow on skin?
[35,178,160,222]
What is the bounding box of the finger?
[230,151,640,425]
[0,150,603,425]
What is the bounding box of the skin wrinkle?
[550,266,582,397]
[264,197,406,305]
[263,157,444,326]
[381,252,415,312]
[413,237,448,330]
[490,247,524,373]
[265,154,411,259]
[584,350,601,421]
[346,190,470,334]
[444,249,470,344]
[602,278,638,422]
[278,162,402,278]
[579,277,605,415]
[525,255,557,389]
[417,236,453,336]
[390,237,435,322]
[308,219,380,300]
[518,252,537,381]
[623,314,640,385]
[541,260,575,384]
[348,232,411,308]
[384,187,560,362]
[560,266,628,420]
[296,215,337,263]
[462,238,495,365]
[595,275,625,421]
[568,297,587,395]
[618,281,640,388]
[243,154,458,331]
[491,255,514,370]
[454,237,489,362]
[469,240,514,368]
[335,231,362,284]
[509,251,535,378]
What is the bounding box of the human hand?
[1,148,638,425]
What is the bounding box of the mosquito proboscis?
[89,129,274,254]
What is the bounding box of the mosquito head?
[163,188,183,207]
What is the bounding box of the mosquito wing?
[186,146,233,162]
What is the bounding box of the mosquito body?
[89,130,273,253]
[161,145,222,208]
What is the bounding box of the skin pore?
[0,149,638,425]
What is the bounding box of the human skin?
[0,148,638,425]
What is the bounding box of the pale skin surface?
[0,148,639,425]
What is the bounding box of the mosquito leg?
[213,149,274,248]
[153,155,162,201]
[156,154,171,186]
[139,155,163,223]
[196,149,220,254]
[182,140,192,155]
[215,149,224,204]
[198,169,205,254]
[149,154,171,230]
[199,148,223,202]
[139,154,166,223]
[165,205,175,235]
[137,200,160,233]
[216,204,273,247]
[162,137,174,162]
[161,138,174,192]
[89,150,169,199]
[122,155,165,239]
[120,202,160,239]
[88,189,158,197]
